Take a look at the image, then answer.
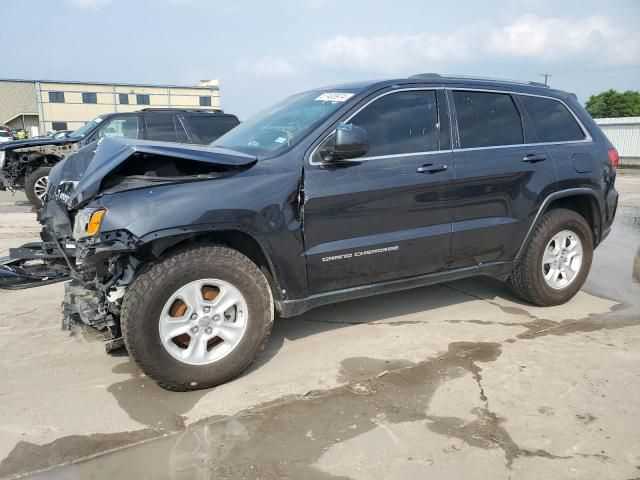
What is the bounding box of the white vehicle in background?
[0,131,13,143]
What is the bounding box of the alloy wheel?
[159,279,248,365]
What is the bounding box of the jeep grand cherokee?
[0,74,619,391]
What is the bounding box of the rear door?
[449,88,557,268]
[303,88,455,294]
[518,94,594,190]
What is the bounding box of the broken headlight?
[73,208,107,239]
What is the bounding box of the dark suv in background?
[0,108,240,206]
[0,74,619,391]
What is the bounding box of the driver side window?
[350,90,439,157]
[98,116,139,140]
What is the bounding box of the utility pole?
[540,73,552,85]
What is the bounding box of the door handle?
[522,154,547,163]
[417,163,448,173]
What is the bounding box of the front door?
[303,88,455,294]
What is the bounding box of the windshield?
[212,89,361,156]
[68,115,105,139]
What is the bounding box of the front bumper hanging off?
[1,239,126,352]
[0,242,72,289]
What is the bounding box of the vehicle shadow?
[252,276,519,370]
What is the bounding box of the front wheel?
[24,167,51,207]
[121,245,274,391]
[509,208,593,306]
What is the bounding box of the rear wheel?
[509,208,593,306]
[121,245,274,391]
[25,167,51,207]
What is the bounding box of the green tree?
[585,89,640,118]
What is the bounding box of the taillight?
[608,149,619,168]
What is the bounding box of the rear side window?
[186,115,240,144]
[350,90,440,157]
[453,91,523,148]
[145,115,178,142]
[520,95,585,143]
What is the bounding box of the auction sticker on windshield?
[315,92,355,102]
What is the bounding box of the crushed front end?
[60,226,140,352]
[0,192,141,351]
[1,136,258,352]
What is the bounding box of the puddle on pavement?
[107,360,209,431]
[0,359,212,479]
[446,313,640,341]
[20,340,604,479]
[8,343,507,479]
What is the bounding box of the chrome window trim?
[308,86,592,166]
[448,87,592,151]
[309,87,449,166]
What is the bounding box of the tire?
[509,208,593,306]
[121,245,274,391]
[25,167,51,207]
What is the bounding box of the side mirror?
[321,124,368,162]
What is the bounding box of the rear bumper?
[599,186,619,246]
[606,187,619,225]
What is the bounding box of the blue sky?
[2,0,639,118]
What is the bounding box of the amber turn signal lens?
[86,209,106,236]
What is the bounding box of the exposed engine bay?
[0,143,79,190]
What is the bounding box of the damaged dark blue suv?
[0,74,619,391]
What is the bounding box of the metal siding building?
[0,78,221,134]
[595,117,640,167]
[0,80,39,131]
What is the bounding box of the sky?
[1,0,639,119]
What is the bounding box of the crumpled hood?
[60,137,257,209]
[49,141,98,188]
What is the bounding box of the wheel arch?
[144,229,285,304]
[517,188,603,260]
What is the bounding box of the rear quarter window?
[520,95,586,143]
[186,115,240,144]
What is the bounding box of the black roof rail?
[409,73,442,79]
[137,108,225,113]
[409,73,550,88]
[526,81,547,87]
